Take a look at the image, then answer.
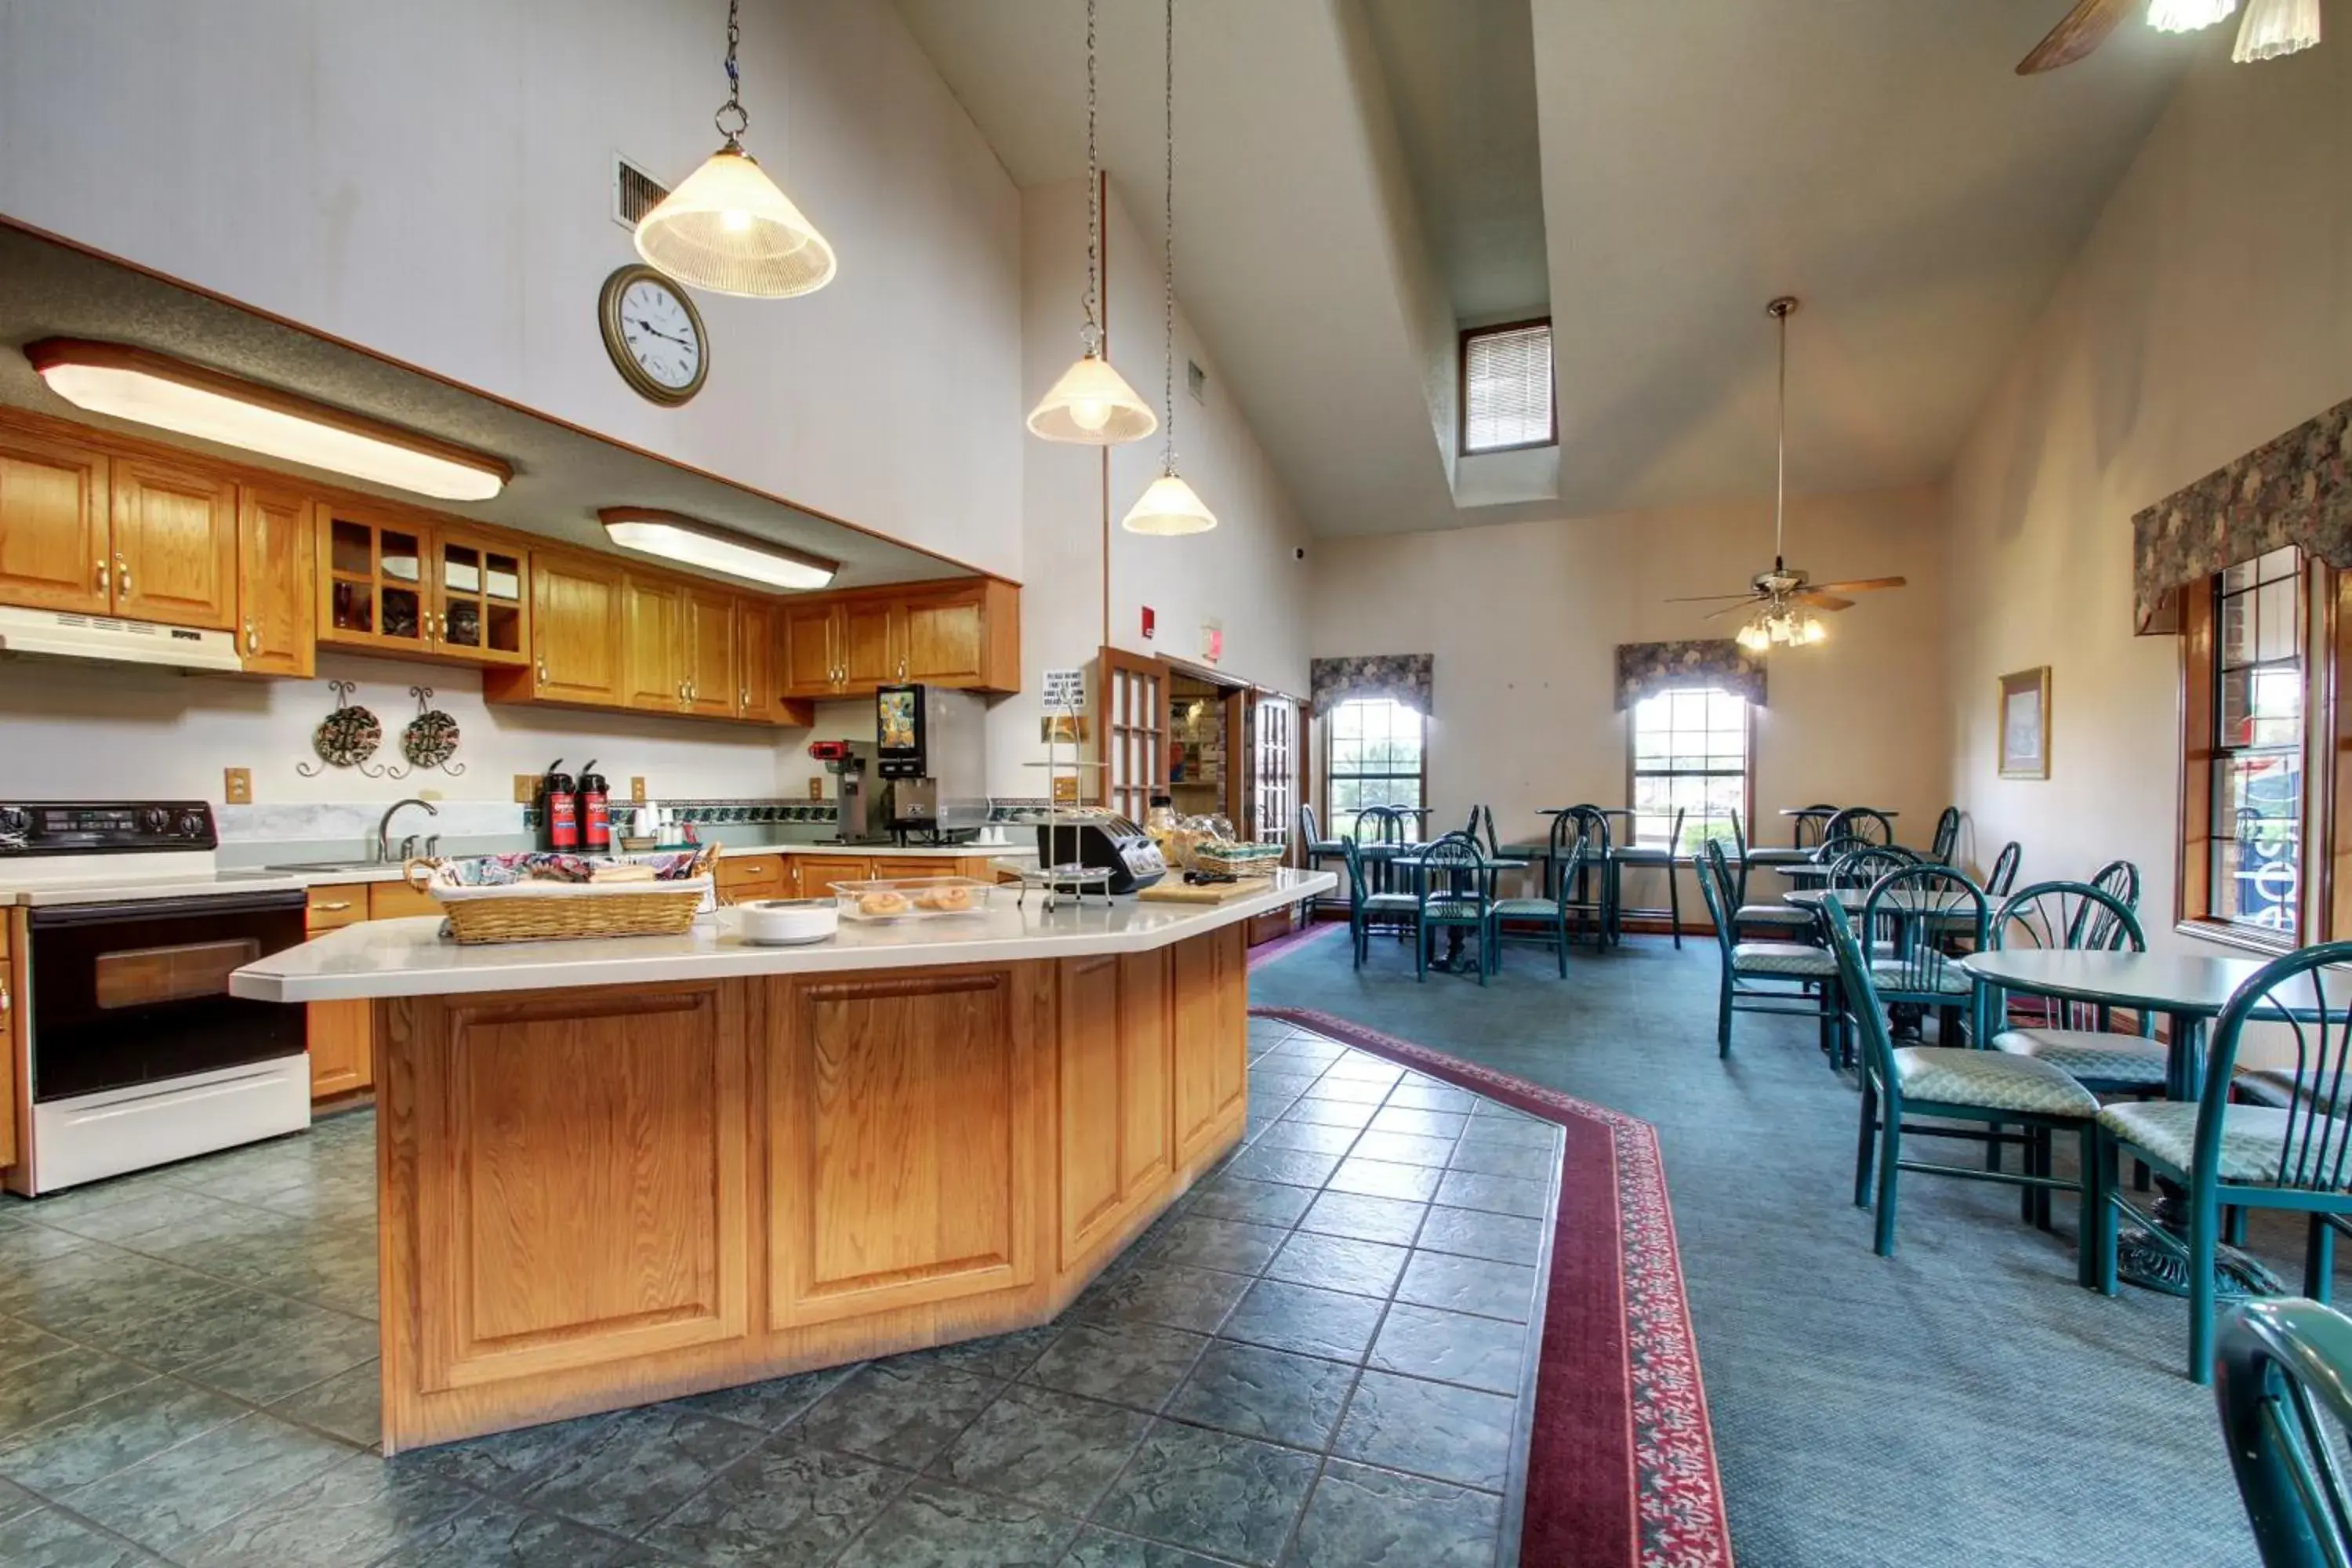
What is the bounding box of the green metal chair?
[1298,803,1348,912]
[1553,806,1617,946]
[1726,813,1819,940]
[1986,840,2024,898]
[1410,833,1494,984]
[1822,898,2103,1270]
[1610,806,1686,949]
[1490,838,1591,977]
[1696,840,1842,1062]
[1824,806,1895,846]
[2215,1297,2352,1565]
[1341,837,1418,971]
[1929,805,1962,864]
[1987,881,2166,1096]
[1861,864,1987,1046]
[2091,942,2352,1384]
[1791,804,1842,849]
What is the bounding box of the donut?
[858,891,912,916]
[917,885,974,912]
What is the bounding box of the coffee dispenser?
[875,684,989,843]
[807,739,886,843]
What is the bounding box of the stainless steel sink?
[262,859,394,873]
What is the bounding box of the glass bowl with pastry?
[827,875,997,922]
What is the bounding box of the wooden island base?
[372,924,1248,1452]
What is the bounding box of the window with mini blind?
[1629,687,1750,855]
[1459,319,1555,455]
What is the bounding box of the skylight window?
[1460,318,1555,454]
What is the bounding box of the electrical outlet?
[630,776,647,802]
[514,773,539,804]
[223,768,252,804]
[1053,775,1080,804]
[807,776,823,800]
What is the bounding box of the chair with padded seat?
[1696,840,1844,1061]
[1490,838,1590,977]
[1410,833,1494,983]
[1824,806,1895,847]
[1986,881,2167,1096]
[2090,941,2352,1383]
[1341,838,1418,971]
[1822,898,2103,1269]
[1791,804,1842,849]
[2214,1296,2352,1563]
[1298,803,1349,909]
[1553,805,1617,946]
[1726,813,1819,940]
[1610,806,1686,949]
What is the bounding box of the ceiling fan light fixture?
[1801,616,1828,645]
[2148,0,2238,33]
[2234,0,2321,58]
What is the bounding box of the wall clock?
[598,264,708,406]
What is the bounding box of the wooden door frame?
[1098,645,1172,816]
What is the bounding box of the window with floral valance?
[1309,654,1432,717]
[1613,640,1767,710]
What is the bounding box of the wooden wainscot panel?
[1057,950,1174,1269]
[1171,926,1248,1163]
[408,983,750,1390]
[767,967,1039,1329]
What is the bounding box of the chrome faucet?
[377,797,439,862]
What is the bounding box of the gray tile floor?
[0,1016,1559,1566]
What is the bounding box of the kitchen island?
[230,868,1334,1452]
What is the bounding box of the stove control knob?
[139,807,169,835]
[174,811,205,840]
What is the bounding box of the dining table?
[1388,850,1529,973]
[1784,886,1971,953]
[1956,948,2332,1299]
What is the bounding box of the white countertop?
[230,869,1335,1003]
[0,838,1040,906]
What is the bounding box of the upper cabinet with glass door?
[315,506,528,666]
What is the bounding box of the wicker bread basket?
[405,845,719,945]
[1191,841,1286,879]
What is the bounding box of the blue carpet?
[1248,926,2290,1568]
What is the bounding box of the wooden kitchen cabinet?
[369,880,443,920]
[305,883,373,1102]
[778,580,1020,699]
[109,456,239,631]
[238,486,316,677]
[736,601,780,722]
[0,426,111,615]
[683,586,739,717]
[318,505,530,666]
[714,854,789,902]
[481,548,627,708]
[622,574,687,712]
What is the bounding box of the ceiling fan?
[1666,297,1906,652]
[2017,0,2321,75]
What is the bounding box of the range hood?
[0,606,244,673]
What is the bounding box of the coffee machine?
[876,684,990,844]
[808,739,887,844]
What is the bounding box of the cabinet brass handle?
[244,620,258,654]
[536,658,548,681]
[114,556,130,596]
[94,560,109,593]
[1,982,10,1014]
[313,900,354,913]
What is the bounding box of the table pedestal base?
[2114,1196,2285,1300]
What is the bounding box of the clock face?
[599,266,708,405]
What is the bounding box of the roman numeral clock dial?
[598,263,710,406]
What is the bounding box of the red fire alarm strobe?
[1141,606,1156,640]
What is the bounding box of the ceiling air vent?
[612,156,670,231]
[1187,359,1207,404]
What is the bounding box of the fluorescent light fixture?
[26,339,510,503]
[2148,0,2238,33]
[598,507,837,590]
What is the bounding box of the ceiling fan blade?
[1803,576,1907,594]
[1703,602,1758,621]
[2016,0,2132,74]
[1791,592,1855,612]
[1664,592,1766,604]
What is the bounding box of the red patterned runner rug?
[1250,1007,1733,1568]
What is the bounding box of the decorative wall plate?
[298,681,386,777]
[393,686,466,778]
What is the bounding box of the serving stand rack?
[1017,695,1113,912]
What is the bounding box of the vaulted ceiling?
[895,0,2204,537]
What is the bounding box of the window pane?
[1462,322,1553,452]
[1628,685,1745,851]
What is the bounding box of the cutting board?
[1138,876,1273,905]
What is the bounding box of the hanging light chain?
[1772,297,1790,568]
[1161,0,1178,475]
[1080,0,1102,355]
[715,0,750,146]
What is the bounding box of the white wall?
[986,177,1314,797]
[1944,27,2352,953]
[0,0,1024,578]
[1308,485,1952,874]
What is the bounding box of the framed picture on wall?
[1998,667,2051,780]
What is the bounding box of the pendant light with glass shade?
[1122,0,1217,535]
[1028,0,1158,445]
[2234,0,2321,60]
[2147,0,2238,34]
[633,0,837,299]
